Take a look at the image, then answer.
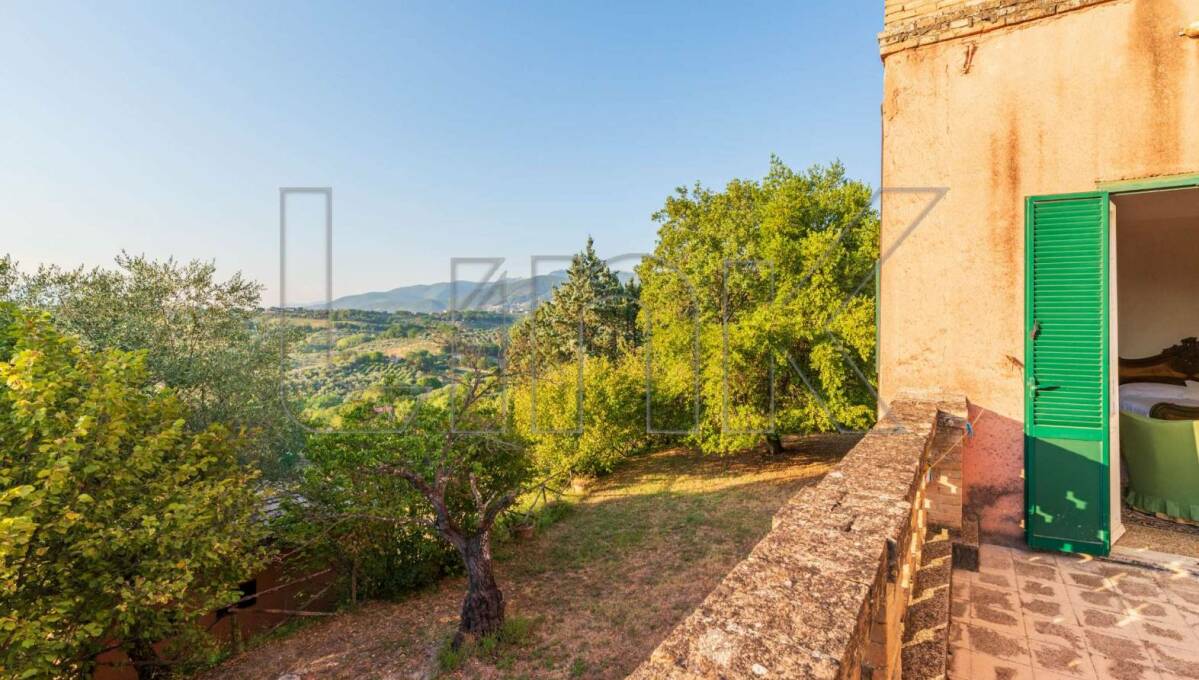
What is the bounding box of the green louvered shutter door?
[1025,192,1110,555]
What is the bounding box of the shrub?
[512,352,652,477]
[0,308,268,678]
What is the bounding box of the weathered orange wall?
[879,0,1199,542]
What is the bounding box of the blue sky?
[1,1,883,304]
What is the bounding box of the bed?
[1118,337,1199,523]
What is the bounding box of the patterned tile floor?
[950,544,1199,680]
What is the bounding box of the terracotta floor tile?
[1022,595,1079,625]
[1160,582,1199,611]
[1076,606,1143,638]
[1151,568,1198,588]
[953,568,973,591]
[1067,584,1125,613]
[972,602,1028,636]
[1025,616,1085,649]
[1134,619,1198,649]
[1091,655,1163,680]
[977,570,1019,590]
[981,546,1017,575]
[949,620,968,647]
[973,651,1036,680]
[956,551,1199,680]
[1016,551,1064,566]
[1095,564,1162,584]
[1029,639,1098,679]
[1111,577,1170,604]
[982,545,1015,560]
[954,582,972,603]
[1039,670,1098,680]
[1083,628,1151,665]
[1062,569,1116,592]
[964,620,1033,666]
[1171,603,1199,628]
[949,646,973,679]
[952,597,970,620]
[1020,576,1072,603]
[1055,553,1105,574]
[1144,641,1199,679]
[1016,559,1065,584]
[973,584,1023,613]
[1121,599,1188,628]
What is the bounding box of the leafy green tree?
[4,253,297,477]
[279,419,459,606]
[638,159,878,453]
[508,238,639,373]
[0,257,15,300]
[0,307,267,679]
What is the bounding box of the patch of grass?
[497,615,538,646]
[435,615,540,676]
[533,500,574,529]
[199,435,858,680]
[436,639,469,673]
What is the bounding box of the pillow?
[1122,382,1186,399]
[1186,380,1199,399]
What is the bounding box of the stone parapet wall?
[926,422,965,530]
[627,397,968,680]
[879,0,1116,56]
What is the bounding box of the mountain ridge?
[298,270,631,312]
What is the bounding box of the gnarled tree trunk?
[765,433,784,455]
[126,638,169,680]
[455,533,504,644]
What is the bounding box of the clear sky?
[1,1,883,304]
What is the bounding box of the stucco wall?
[878,0,1199,541]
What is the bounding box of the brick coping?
[878,0,1117,57]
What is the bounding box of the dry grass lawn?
[203,433,857,680]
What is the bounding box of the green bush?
[335,332,370,350]
[512,352,651,477]
[0,308,268,678]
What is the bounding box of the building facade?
[879,0,1199,549]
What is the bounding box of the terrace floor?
[950,544,1199,680]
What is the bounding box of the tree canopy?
[508,238,639,374]
[3,253,297,477]
[0,307,267,678]
[637,158,878,453]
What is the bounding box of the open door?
[1025,192,1111,555]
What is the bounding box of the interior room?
[1112,186,1199,557]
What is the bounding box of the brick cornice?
[879,0,1118,57]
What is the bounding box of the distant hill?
[295,271,541,312]
[306,270,635,313]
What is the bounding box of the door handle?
[1028,377,1059,393]
[1030,320,1041,340]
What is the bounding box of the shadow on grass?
[480,433,861,678]
[202,433,861,680]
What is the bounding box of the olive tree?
[3,252,297,477]
[297,368,530,644]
